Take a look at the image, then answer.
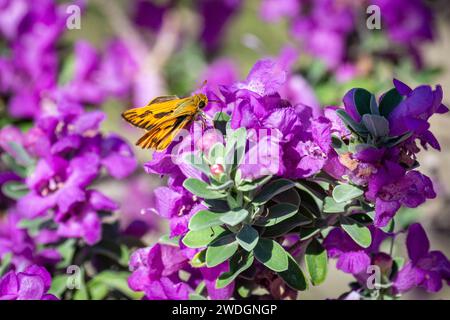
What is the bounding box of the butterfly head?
[195,93,208,109]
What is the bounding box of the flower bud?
[210,164,224,176]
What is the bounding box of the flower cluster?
[259,0,435,74]
[0,100,136,247]
[0,0,140,298]
[325,79,448,227]
[129,58,449,300]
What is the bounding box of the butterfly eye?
[198,101,206,108]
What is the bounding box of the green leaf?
[56,239,76,268]
[159,234,181,246]
[182,225,229,248]
[237,175,273,192]
[278,254,308,291]
[323,196,348,213]
[362,114,390,138]
[236,225,259,251]
[261,212,311,238]
[1,181,29,200]
[254,203,298,226]
[219,208,249,226]
[207,180,234,191]
[272,188,301,207]
[225,127,247,170]
[216,252,254,289]
[206,235,239,267]
[253,238,289,272]
[353,88,372,117]
[331,136,349,154]
[189,210,223,231]
[191,249,207,267]
[305,238,328,285]
[189,293,207,300]
[332,184,364,203]
[17,217,49,236]
[183,178,226,199]
[7,141,34,167]
[369,94,379,115]
[340,216,372,248]
[208,142,225,164]
[379,87,403,117]
[48,275,69,298]
[336,109,367,134]
[253,179,295,205]
[0,253,12,277]
[88,271,143,300]
[182,153,210,176]
[296,180,327,201]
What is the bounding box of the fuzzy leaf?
[278,253,308,291]
[332,184,364,203]
[340,216,372,248]
[379,87,403,117]
[189,210,223,231]
[206,235,239,267]
[253,238,289,272]
[182,226,229,248]
[216,252,254,289]
[219,208,249,226]
[254,203,298,226]
[305,238,328,285]
[236,225,259,251]
[253,179,295,205]
[183,178,226,199]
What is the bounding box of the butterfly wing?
[135,98,200,150]
[136,114,195,150]
[121,95,182,130]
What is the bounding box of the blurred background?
[2,0,450,299]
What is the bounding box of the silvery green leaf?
[208,142,225,164]
[362,114,390,138]
[219,208,249,226]
[331,135,348,154]
[353,88,372,117]
[183,178,226,199]
[237,175,273,192]
[236,225,259,251]
[336,110,367,136]
[369,94,379,115]
[379,87,403,117]
[332,184,364,203]
[340,216,372,248]
[207,180,234,191]
[253,179,295,205]
[182,153,210,176]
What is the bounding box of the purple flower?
[323,226,389,275]
[366,163,436,227]
[388,79,448,150]
[0,0,65,119]
[198,0,241,52]
[259,0,299,23]
[128,243,233,300]
[0,264,58,300]
[393,223,450,293]
[0,212,61,271]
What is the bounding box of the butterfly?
[122,93,208,150]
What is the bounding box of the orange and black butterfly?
[122,93,208,150]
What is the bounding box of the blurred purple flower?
[0,264,58,300]
[128,243,233,300]
[393,223,450,293]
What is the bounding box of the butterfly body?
[122,93,208,150]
